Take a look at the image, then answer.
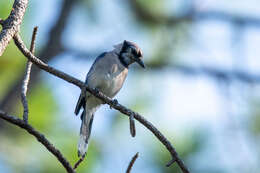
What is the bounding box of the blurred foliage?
[0,42,26,99]
[136,0,165,16]
[0,0,13,20]
[24,82,58,130]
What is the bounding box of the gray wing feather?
[74,52,108,116]
[85,52,107,80]
[74,93,85,115]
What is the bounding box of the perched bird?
[74,40,145,157]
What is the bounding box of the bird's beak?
[136,58,145,68]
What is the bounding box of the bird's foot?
[93,88,99,94]
[110,99,118,109]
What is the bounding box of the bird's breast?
[101,67,128,97]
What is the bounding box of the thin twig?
[129,113,136,137]
[73,155,85,170]
[29,27,38,53]
[126,152,139,173]
[13,34,190,173]
[21,27,38,123]
[0,110,75,173]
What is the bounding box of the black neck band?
[116,52,129,68]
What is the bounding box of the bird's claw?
[110,99,118,109]
[93,88,99,94]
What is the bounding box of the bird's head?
[115,40,145,68]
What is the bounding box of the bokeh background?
[1,0,260,172]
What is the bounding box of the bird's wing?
[74,92,86,115]
[74,52,108,115]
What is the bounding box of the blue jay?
[74,40,145,157]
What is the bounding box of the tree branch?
[0,110,75,173]
[126,152,139,173]
[0,0,28,56]
[13,33,190,173]
[21,27,38,123]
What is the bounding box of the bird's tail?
[78,109,94,157]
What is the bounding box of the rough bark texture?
[0,0,28,56]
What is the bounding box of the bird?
[74,40,145,157]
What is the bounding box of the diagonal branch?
[126,152,139,173]
[13,34,190,173]
[21,27,38,123]
[0,110,75,173]
[0,0,28,56]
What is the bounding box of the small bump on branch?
[166,158,176,167]
[129,113,136,137]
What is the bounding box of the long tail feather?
[78,110,94,157]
